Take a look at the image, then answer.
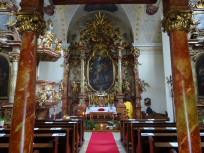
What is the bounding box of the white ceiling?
[44,4,163,45]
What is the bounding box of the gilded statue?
[72,81,79,96]
[123,80,131,94]
[37,19,55,48]
[54,39,63,53]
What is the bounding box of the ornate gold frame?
[87,43,115,92]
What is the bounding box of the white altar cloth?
[85,106,117,114]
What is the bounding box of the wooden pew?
[34,127,71,153]
[0,132,66,153]
[35,120,79,153]
[36,117,84,146]
[120,119,171,145]
[120,119,175,153]
[141,132,178,153]
[141,132,204,153]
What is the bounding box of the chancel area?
[0,0,204,153]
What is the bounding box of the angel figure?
[42,19,55,48]
[54,39,63,53]
[72,81,79,96]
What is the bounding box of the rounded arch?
[67,4,134,44]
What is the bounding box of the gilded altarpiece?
[65,12,140,118]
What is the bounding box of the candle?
[100,124,103,130]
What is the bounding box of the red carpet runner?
[86,132,120,153]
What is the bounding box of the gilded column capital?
[16,11,45,35]
[162,10,194,33]
[132,47,140,58]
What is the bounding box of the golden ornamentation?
[54,39,63,53]
[162,10,194,33]
[38,19,55,48]
[132,47,140,58]
[16,12,45,34]
[36,81,62,107]
[80,12,122,45]
[189,0,204,9]
[0,2,10,10]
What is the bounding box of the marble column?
[62,49,70,116]
[132,47,142,119]
[118,48,123,94]
[79,43,86,104]
[162,1,201,152]
[8,1,45,153]
[9,50,20,103]
[116,44,124,104]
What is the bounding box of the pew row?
[0,117,84,153]
[120,119,204,153]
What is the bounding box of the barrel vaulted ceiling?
[13,0,163,46]
[44,4,162,45]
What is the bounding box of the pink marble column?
[170,31,201,153]
[162,0,201,152]
[8,1,45,153]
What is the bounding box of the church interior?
[0,0,204,153]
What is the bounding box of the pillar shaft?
[9,32,37,153]
[162,2,202,152]
[170,31,201,153]
[9,52,19,103]
[62,51,70,116]
[8,1,45,153]
[80,57,85,94]
[79,44,86,104]
[118,49,123,93]
[132,48,141,119]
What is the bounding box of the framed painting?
[87,44,115,91]
[0,55,9,99]
[196,53,204,98]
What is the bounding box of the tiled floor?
[79,132,126,153]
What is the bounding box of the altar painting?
[89,54,114,91]
[196,54,204,97]
[0,55,9,99]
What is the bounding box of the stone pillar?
[162,1,201,152]
[132,47,142,119]
[79,42,86,104]
[116,44,124,104]
[118,48,123,93]
[62,49,70,117]
[9,51,20,103]
[8,1,45,153]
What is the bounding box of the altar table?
[85,106,117,120]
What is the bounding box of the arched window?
[0,55,9,99]
[196,54,204,98]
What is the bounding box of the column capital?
[162,10,194,34]
[16,11,45,35]
[9,51,20,62]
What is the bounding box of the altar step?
[85,120,120,131]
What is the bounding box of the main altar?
[61,12,144,130]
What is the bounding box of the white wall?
[137,47,167,114]
[161,32,175,122]
[38,57,64,82]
